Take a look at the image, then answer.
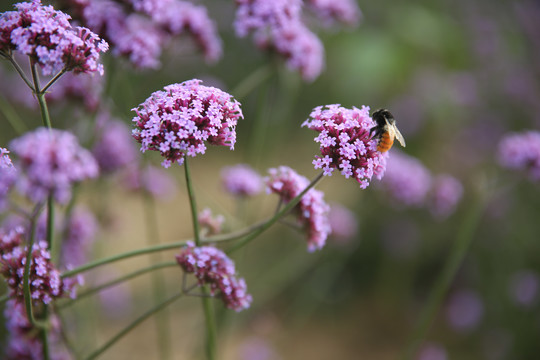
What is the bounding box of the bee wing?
[393,126,406,147]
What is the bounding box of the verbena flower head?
[234,0,324,82]
[132,79,243,168]
[176,242,252,311]
[4,298,69,359]
[429,175,463,219]
[1,147,17,211]
[306,0,362,27]
[221,164,263,197]
[0,227,80,304]
[265,166,331,252]
[198,208,225,236]
[302,104,388,189]
[497,130,540,181]
[0,0,108,75]
[10,128,99,204]
[93,116,138,173]
[381,151,431,206]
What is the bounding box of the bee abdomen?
[377,132,394,153]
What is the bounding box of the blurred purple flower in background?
[416,342,447,360]
[0,0,108,75]
[92,115,139,174]
[445,289,484,333]
[498,130,540,181]
[60,206,98,268]
[0,227,80,304]
[176,242,252,311]
[305,0,361,27]
[265,166,331,252]
[122,164,177,199]
[381,151,431,207]
[508,270,539,308]
[0,147,17,211]
[132,79,243,168]
[10,128,99,204]
[198,207,225,236]
[221,164,263,197]
[45,71,103,111]
[327,203,358,244]
[428,175,463,220]
[303,104,387,189]
[238,336,281,360]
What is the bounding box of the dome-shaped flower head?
[302,104,388,189]
[429,174,463,219]
[265,166,331,252]
[176,242,252,311]
[0,227,80,304]
[234,0,324,82]
[132,79,243,168]
[497,130,540,181]
[1,147,17,211]
[0,0,108,75]
[221,164,263,197]
[9,128,99,204]
[381,151,431,207]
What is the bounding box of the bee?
[369,108,406,153]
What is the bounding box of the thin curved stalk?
[41,68,67,93]
[7,54,35,90]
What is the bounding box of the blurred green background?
[2,0,540,359]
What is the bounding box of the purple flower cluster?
[497,130,540,181]
[302,105,388,189]
[60,206,98,268]
[306,0,362,27]
[92,115,138,173]
[132,79,243,168]
[265,166,331,252]
[0,0,108,75]
[381,151,432,207]
[328,204,358,243]
[67,0,221,69]
[176,242,252,311]
[234,0,324,82]
[221,164,263,197]
[0,227,79,304]
[4,299,69,359]
[9,128,99,204]
[122,164,177,198]
[1,147,17,210]
[198,208,225,236]
[428,175,463,219]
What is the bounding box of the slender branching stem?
[7,54,35,90]
[41,68,67,93]
[23,204,43,327]
[227,171,325,254]
[30,60,52,129]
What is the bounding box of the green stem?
[46,194,55,256]
[84,291,185,360]
[30,61,52,129]
[230,64,273,101]
[227,171,325,254]
[7,54,35,90]
[183,158,216,360]
[59,262,178,308]
[143,190,172,360]
[401,195,484,360]
[23,205,40,326]
[41,306,51,360]
[41,68,67,94]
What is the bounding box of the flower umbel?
[176,242,252,311]
[302,104,387,189]
[265,166,331,252]
[0,0,108,75]
[498,130,540,181]
[9,128,99,204]
[132,79,243,168]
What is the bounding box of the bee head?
[372,108,395,127]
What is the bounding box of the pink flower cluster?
[0,227,79,304]
[65,0,221,69]
[234,0,324,82]
[176,242,252,311]
[0,0,108,75]
[198,208,225,236]
[221,164,263,197]
[305,0,362,27]
[302,104,387,189]
[132,79,243,168]
[265,166,331,252]
[9,128,99,204]
[498,130,540,181]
